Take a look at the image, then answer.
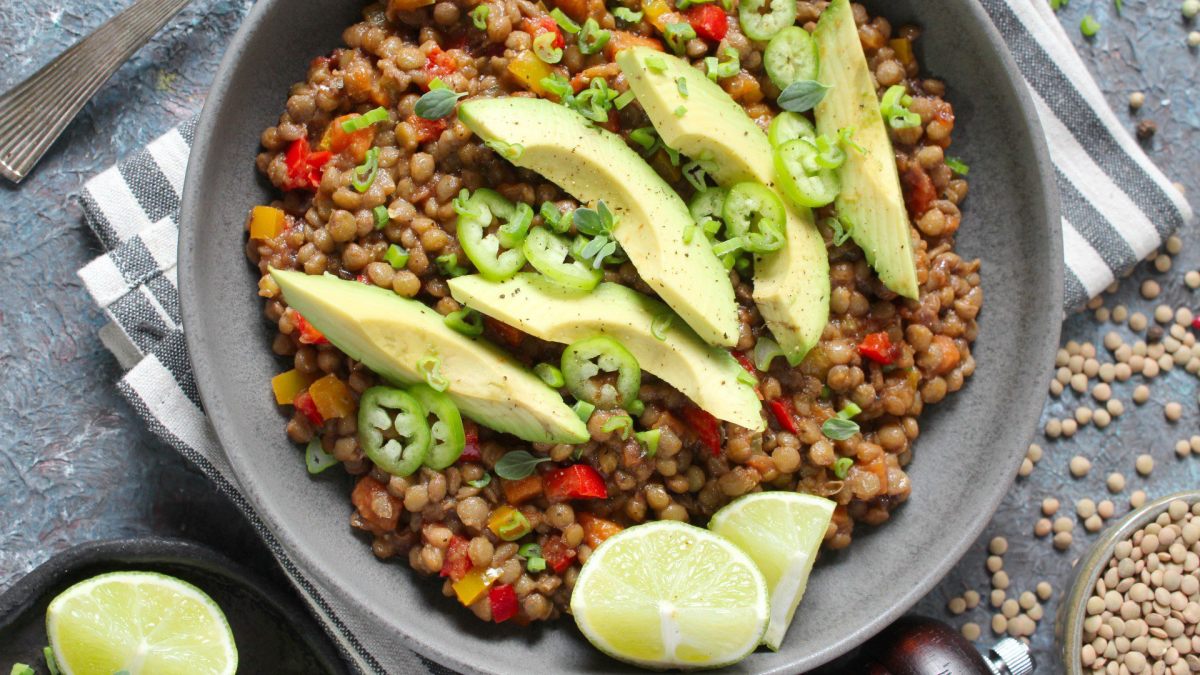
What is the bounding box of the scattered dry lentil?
[1142,280,1161,299]
[1165,401,1183,421]
[1071,455,1093,477]
[1135,454,1155,476]
[1134,385,1151,404]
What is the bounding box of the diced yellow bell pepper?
[452,566,501,605]
[487,505,532,541]
[889,38,914,66]
[507,51,555,96]
[308,374,356,420]
[249,206,286,239]
[271,369,315,405]
[643,0,671,31]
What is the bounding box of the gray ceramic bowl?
[178,0,1062,671]
[1058,491,1200,674]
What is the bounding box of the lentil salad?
[245,0,980,628]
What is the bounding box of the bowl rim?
[1058,490,1200,674]
[177,0,1063,671]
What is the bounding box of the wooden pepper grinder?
[846,616,1035,675]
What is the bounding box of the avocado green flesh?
[616,47,829,362]
[457,97,739,348]
[815,0,919,299]
[270,269,588,444]
[448,274,765,431]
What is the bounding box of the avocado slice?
[456,97,740,348]
[270,269,589,444]
[448,273,765,431]
[615,47,829,363]
[814,0,919,299]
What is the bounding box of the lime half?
[709,492,835,650]
[46,571,237,675]
[570,521,768,669]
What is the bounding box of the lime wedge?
[46,571,237,675]
[709,492,835,650]
[570,521,768,669]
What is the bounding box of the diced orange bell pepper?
[507,50,556,96]
[308,374,356,420]
[320,114,376,163]
[502,475,544,506]
[352,476,401,532]
[452,566,501,605]
[577,512,623,549]
[271,369,316,405]
[604,30,664,60]
[642,0,671,30]
[249,206,286,240]
[549,0,588,21]
[889,38,914,66]
[390,0,436,10]
[487,505,533,540]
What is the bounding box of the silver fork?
[0,0,193,183]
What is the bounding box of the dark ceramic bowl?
[178,0,1062,671]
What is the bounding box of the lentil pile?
[246,0,979,624]
[1080,499,1200,675]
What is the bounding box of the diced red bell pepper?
[489,584,519,623]
[732,350,757,376]
[293,311,328,345]
[541,536,576,573]
[284,137,332,191]
[355,273,371,285]
[406,114,448,144]
[423,46,459,88]
[1192,316,1200,331]
[524,16,565,49]
[687,4,728,42]
[484,316,525,348]
[543,464,608,502]
[351,476,401,533]
[858,332,897,365]
[293,390,324,426]
[767,399,799,434]
[680,405,722,456]
[440,535,472,581]
[459,421,481,462]
[901,164,937,218]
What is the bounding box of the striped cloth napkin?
[75,1,1192,673]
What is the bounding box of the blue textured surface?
[0,0,1196,672]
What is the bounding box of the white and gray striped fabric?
[76,2,1191,673]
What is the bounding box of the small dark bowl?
[0,538,346,674]
[178,0,1062,671]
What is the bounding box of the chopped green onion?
[527,556,547,572]
[44,648,60,675]
[471,4,490,29]
[636,428,661,457]
[384,244,409,269]
[879,85,921,129]
[614,89,637,109]
[351,147,380,193]
[579,18,612,55]
[832,456,854,479]
[539,73,575,100]
[705,47,740,81]
[551,8,581,32]
[838,126,866,155]
[682,221,696,244]
[821,416,859,440]
[674,105,688,117]
[837,402,862,419]
[628,399,645,416]
[945,156,970,175]
[533,31,564,63]
[10,666,33,675]
[753,337,785,371]
[676,77,689,97]
[305,437,338,474]
[414,87,466,120]
[444,308,484,336]
[827,217,853,246]
[777,80,831,113]
[373,205,390,229]
[436,252,470,277]
[1080,14,1100,37]
[736,369,757,386]
[417,353,450,391]
[712,236,745,257]
[612,6,644,23]
[494,450,552,479]
[486,139,524,161]
[519,543,542,558]
[467,474,492,488]
[535,363,566,388]
[651,312,674,340]
[645,54,667,72]
[573,400,596,421]
[342,107,390,133]
[629,126,658,150]
[664,22,696,54]
[1050,0,1067,9]
[601,413,634,439]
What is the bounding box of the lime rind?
[571,521,769,670]
[46,570,238,675]
[709,492,835,650]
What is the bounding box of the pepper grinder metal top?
[984,638,1035,675]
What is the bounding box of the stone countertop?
[0,0,1196,672]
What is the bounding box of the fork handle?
[0,0,193,183]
